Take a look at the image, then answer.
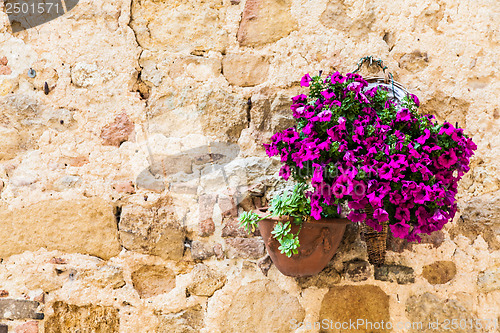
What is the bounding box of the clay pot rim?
[255,207,351,225]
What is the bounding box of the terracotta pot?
[256,208,350,277]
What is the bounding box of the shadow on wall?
[135,142,253,229]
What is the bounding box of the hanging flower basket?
[239,56,476,275]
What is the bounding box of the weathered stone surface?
[218,195,238,217]
[156,305,204,333]
[100,112,134,147]
[319,286,390,333]
[199,194,217,237]
[136,167,166,192]
[297,266,341,288]
[398,50,429,71]
[222,54,270,87]
[477,266,500,293]
[344,260,372,282]
[374,264,415,284]
[406,293,480,333]
[449,194,500,250]
[52,175,81,191]
[44,302,119,333]
[131,265,176,298]
[186,264,226,297]
[320,0,375,37]
[15,321,38,333]
[190,241,215,261]
[70,62,115,88]
[118,197,185,260]
[422,261,457,285]
[0,127,21,160]
[221,218,250,238]
[198,90,249,142]
[257,254,273,276]
[237,0,297,47]
[0,198,120,260]
[220,280,305,333]
[131,0,228,52]
[225,238,265,259]
[0,300,43,320]
[0,325,6,333]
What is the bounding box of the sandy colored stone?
[186,264,226,297]
[0,127,21,160]
[422,261,457,285]
[0,198,120,260]
[406,293,480,333]
[118,196,185,260]
[131,0,228,52]
[319,285,390,333]
[198,89,249,142]
[477,266,500,293]
[0,57,7,66]
[156,305,204,333]
[131,265,176,298]
[237,0,297,47]
[220,280,305,333]
[100,112,134,147]
[44,302,119,333]
[222,53,270,87]
[449,193,500,250]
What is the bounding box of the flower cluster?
[264,72,476,241]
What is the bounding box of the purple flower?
[373,208,389,222]
[390,222,411,239]
[395,207,410,222]
[300,73,312,87]
[437,150,458,168]
[348,211,367,223]
[439,122,455,136]
[279,165,291,180]
[409,93,420,107]
[416,128,430,145]
[396,108,412,122]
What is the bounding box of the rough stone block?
[422,261,457,285]
[320,285,390,333]
[44,302,119,333]
[118,197,185,260]
[186,264,226,297]
[225,238,265,259]
[344,260,372,282]
[374,264,415,284]
[0,300,43,320]
[220,280,304,333]
[0,198,121,260]
[296,266,341,288]
[222,54,270,87]
[131,265,176,299]
[237,0,297,47]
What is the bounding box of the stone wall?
[0,0,499,332]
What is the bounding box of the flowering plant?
[263,71,476,242]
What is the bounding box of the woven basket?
[361,207,388,266]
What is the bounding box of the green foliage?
[238,183,310,257]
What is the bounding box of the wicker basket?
[361,207,388,266]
